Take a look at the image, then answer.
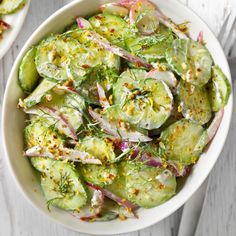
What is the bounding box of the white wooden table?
[0,0,235,235]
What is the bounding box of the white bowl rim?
[1,0,233,234]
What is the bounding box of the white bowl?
[0,0,31,60]
[1,0,233,234]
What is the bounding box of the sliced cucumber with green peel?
[89,13,130,48]
[24,91,85,139]
[0,0,26,14]
[65,29,120,71]
[24,116,64,149]
[80,163,118,187]
[40,159,87,210]
[177,80,212,125]
[43,91,85,113]
[105,164,128,200]
[208,65,231,112]
[90,105,151,142]
[22,79,58,108]
[64,29,120,88]
[113,69,145,106]
[30,157,55,173]
[18,47,40,94]
[159,119,206,165]
[166,39,213,87]
[113,69,145,125]
[125,24,174,62]
[113,69,173,129]
[76,136,116,164]
[124,161,176,208]
[35,35,80,81]
[34,92,84,132]
[77,66,118,105]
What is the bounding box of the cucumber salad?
[18,0,231,222]
[0,0,27,39]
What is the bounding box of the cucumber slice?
[177,80,212,125]
[18,47,40,94]
[65,29,120,71]
[106,177,128,200]
[24,91,85,139]
[113,69,145,124]
[46,91,85,113]
[100,3,129,17]
[208,65,231,112]
[64,29,120,88]
[78,66,118,105]
[129,0,159,35]
[30,157,55,173]
[90,105,151,142]
[0,0,26,14]
[124,161,176,208]
[159,119,205,165]
[36,92,84,132]
[76,136,116,164]
[105,165,128,200]
[35,35,81,81]
[40,160,87,210]
[113,69,173,129]
[166,39,213,87]
[125,24,174,62]
[22,79,58,108]
[80,163,118,187]
[24,117,64,149]
[89,13,129,48]
[64,93,85,112]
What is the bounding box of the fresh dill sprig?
[58,172,71,195]
[46,171,72,211]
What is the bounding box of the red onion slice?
[118,0,136,9]
[155,8,188,39]
[146,69,178,90]
[76,17,92,29]
[167,162,192,177]
[119,141,130,152]
[86,182,139,211]
[139,151,192,177]
[54,85,80,95]
[197,31,204,44]
[100,3,129,17]
[207,109,224,143]
[42,106,78,140]
[25,146,54,159]
[25,146,102,164]
[96,83,110,108]
[82,30,152,69]
[140,153,163,167]
[0,19,11,30]
[88,108,152,142]
[127,145,191,177]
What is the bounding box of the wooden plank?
[188,0,231,35]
